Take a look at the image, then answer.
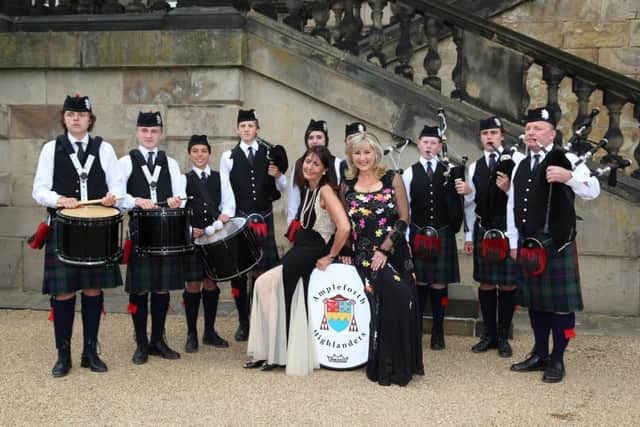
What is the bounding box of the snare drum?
[56,206,123,266]
[195,217,262,281]
[307,264,370,370]
[131,207,193,256]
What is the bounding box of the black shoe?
[202,330,229,348]
[260,363,283,372]
[430,330,445,351]
[243,359,265,369]
[184,333,198,353]
[542,360,565,383]
[132,343,149,365]
[471,335,497,353]
[81,349,108,373]
[51,350,72,378]
[149,339,181,360]
[510,354,548,372]
[497,337,513,358]
[235,323,249,342]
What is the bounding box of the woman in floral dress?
[341,131,423,386]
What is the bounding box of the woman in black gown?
[341,131,424,386]
[245,145,350,375]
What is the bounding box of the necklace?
[300,187,320,229]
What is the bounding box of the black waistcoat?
[185,170,222,228]
[512,155,576,237]
[52,134,108,200]
[409,162,450,228]
[473,155,508,229]
[126,149,173,201]
[229,143,272,213]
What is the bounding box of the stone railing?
[3,0,639,181]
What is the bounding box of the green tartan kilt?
[125,247,185,294]
[183,249,205,282]
[410,224,460,285]
[472,222,519,286]
[517,237,583,312]
[42,221,123,296]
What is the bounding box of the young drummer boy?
[32,94,124,377]
[219,109,287,341]
[402,125,465,350]
[119,111,186,364]
[182,135,235,352]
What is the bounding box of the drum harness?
[68,150,96,202]
[140,164,162,204]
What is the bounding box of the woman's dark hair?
[60,110,97,133]
[294,145,337,191]
[304,128,329,148]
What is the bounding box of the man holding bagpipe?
[462,116,525,358]
[219,109,288,342]
[508,107,600,383]
[402,124,465,350]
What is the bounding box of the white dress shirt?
[219,139,288,195]
[118,145,186,209]
[287,156,342,225]
[189,165,236,218]
[505,150,600,248]
[32,132,125,208]
[464,147,526,242]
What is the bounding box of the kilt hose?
[410,224,460,285]
[43,221,122,296]
[517,237,583,313]
[472,221,519,286]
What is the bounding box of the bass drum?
[56,206,123,266]
[195,217,262,281]
[307,264,370,370]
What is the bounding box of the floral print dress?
[344,170,423,386]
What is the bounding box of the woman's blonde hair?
[344,131,388,180]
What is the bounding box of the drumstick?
[57,196,124,208]
[155,196,193,207]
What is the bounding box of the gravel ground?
[1,309,639,426]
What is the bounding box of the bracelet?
[377,248,392,258]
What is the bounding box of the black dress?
[344,170,424,386]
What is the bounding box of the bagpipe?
[480,139,526,263]
[411,109,468,262]
[383,135,414,174]
[519,114,631,277]
[257,137,289,202]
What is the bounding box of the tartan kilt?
[42,221,123,296]
[182,249,205,282]
[472,221,519,286]
[410,224,460,285]
[254,213,279,272]
[125,248,185,294]
[517,237,582,312]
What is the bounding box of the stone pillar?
[0,105,9,207]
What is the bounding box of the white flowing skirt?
[246,265,319,375]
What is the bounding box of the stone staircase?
[1,2,639,329]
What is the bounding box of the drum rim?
[57,206,122,220]
[201,249,263,282]
[194,216,248,246]
[57,249,123,266]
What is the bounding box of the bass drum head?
[307,264,370,370]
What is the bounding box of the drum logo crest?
[320,294,358,333]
